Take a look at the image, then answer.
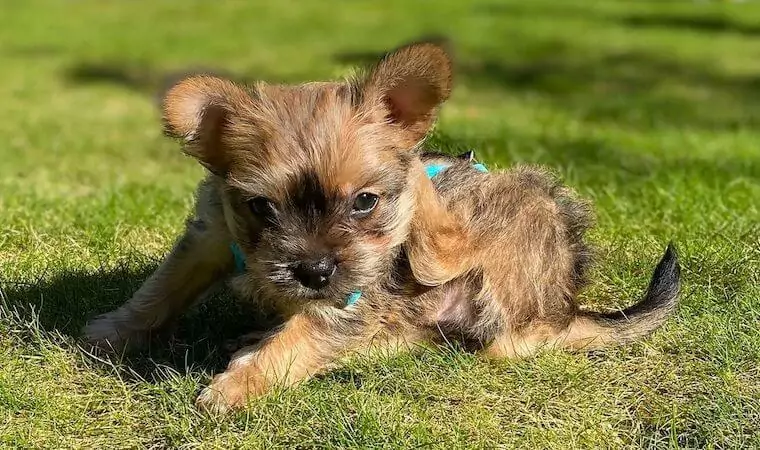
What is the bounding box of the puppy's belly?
[431,277,491,339]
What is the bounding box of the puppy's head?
[162,41,452,304]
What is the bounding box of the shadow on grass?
[472,2,760,37]
[0,261,279,380]
[619,13,760,36]
[62,16,760,133]
[63,61,310,104]
[335,44,760,131]
[64,45,760,133]
[64,63,251,106]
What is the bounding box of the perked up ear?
[360,40,454,147]
[162,75,254,175]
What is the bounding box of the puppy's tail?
[562,243,680,351]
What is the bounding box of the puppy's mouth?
[276,281,348,303]
[265,262,349,302]
[297,287,333,300]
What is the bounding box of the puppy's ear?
[358,41,453,147]
[162,75,254,175]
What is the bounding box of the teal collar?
[230,157,487,307]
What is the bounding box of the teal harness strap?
[345,290,362,306]
[426,162,488,178]
[230,241,247,273]
[472,163,488,173]
[230,158,488,307]
[425,164,450,178]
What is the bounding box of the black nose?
[293,257,336,290]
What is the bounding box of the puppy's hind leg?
[481,323,569,359]
[83,216,234,352]
[404,168,474,286]
[482,245,680,358]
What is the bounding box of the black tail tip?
[647,242,681,305]
[661,242,680,275]
[665,241,677,257]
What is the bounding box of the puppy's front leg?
[196,314,334,412]
[197,312,420,413]
[84,215,233,351]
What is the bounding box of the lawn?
[1,0,759,448]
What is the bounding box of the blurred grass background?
[1,0,759,448]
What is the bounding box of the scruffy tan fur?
[84,41,680,413]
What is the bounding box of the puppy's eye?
[248,196,274,217]
[351,192,379,217]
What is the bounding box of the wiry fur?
[83,40,680,413]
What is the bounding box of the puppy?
[83,41,680,412]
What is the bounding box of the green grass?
[1,0,759,448]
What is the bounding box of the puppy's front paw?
[196,370,268,414]
[82,310,144,352]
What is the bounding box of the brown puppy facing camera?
[83,41,680,413]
